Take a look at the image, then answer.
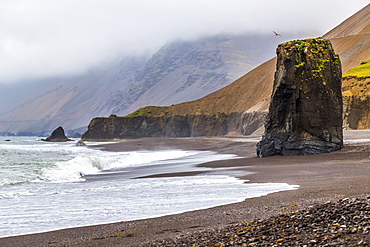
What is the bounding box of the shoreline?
[1,130,370,246]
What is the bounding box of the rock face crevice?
[81,112,267,140]
[256,39,343,157]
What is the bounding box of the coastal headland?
[1,129,370,246]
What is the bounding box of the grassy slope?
[343,60,370,77]
[342,60,370,97]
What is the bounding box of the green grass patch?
[343,60,370,78]
[124,106,167,117]
[82,138,129,142]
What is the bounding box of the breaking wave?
[40,150,207,182]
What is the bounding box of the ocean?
[0,137,298,238]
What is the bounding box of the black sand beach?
[1,130,370,246]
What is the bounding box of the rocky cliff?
[256,39,343,157]
[81,111,267,140]
[342,60,370,129]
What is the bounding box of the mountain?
[100,34,282,116]
[0,33,305,135]
[143,4,370,117]
[0,57,148,135]
[323,4,370,72]
[82,4,370,139]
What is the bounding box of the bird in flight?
[273,31,282,36]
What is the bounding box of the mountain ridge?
[0,33,304,135]
[128,4,370,118]
[82,4,370,139]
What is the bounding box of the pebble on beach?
[145,197,370,246]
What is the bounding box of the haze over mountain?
[81,3,370,139]
[1,1,366,84]
[0,1,368,135]
[138,3,370,118]
[0,33,309,134]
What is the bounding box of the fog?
[0,0,368,84]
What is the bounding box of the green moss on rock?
[257,38,343,157]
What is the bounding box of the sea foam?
[0,137,299,238]
[40,150,202,182]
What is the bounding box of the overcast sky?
[0,0,368,84]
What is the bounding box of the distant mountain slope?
[136,4,370,118]
[120,35,284,115]
[323,4,370,72]
[0,33,303,134]
[0,57,148,134]
[82,3,370,139]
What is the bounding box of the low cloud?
[0,0,368,84]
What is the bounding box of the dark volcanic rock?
[81,112,267,140]
[75,140,86,146]
[257,39,343,157]
[42,126,72,142]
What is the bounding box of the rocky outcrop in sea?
[42,126,72,142]
[257,39,343,157]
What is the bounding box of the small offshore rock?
[42,126,72,142]
[76,140,87,146]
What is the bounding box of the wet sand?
[1,130,370,246]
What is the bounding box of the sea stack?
[42,126,72,142]
[257,39,343,157]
